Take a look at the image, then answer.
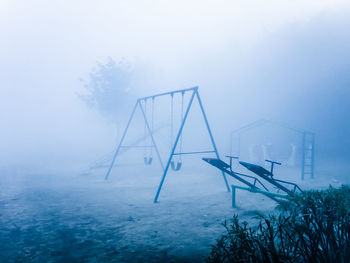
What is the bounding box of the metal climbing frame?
[105,86,230,203]
[230,119,315,180]
[301,132,315,180]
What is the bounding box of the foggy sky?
[1,0,349,172]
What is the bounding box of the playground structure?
[203,156,302,207]
[230,119,315,180]
[105,86,230,203]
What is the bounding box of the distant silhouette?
[79,57,135,123]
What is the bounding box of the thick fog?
[2,2,350,262]
[1,0,349,174]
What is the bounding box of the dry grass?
[208,185,350,263]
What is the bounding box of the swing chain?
[151,96,155,157]
[170,91,184,171]
[170,93,174,150]
[143,98,154,165]
[179,91,184,161]
[144,98,147,157]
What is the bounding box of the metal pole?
[301,132,306,180]
[230,132,233,157]
[238,133,241,158]
[138,101,165,171]
[311,133,315,179]
[195,90,230,192]
[153,89,197,203]
[105,101,138,180]
[232,185,236,208]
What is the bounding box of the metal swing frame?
[105,86,230,203]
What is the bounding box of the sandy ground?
[0,161,348,262]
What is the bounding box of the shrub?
[208,185,350,263]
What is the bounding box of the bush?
[208,185,350,263]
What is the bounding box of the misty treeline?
[208,185,350,263]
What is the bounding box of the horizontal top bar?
[120,145,154,148]
[231,118,314,135]
[138,86,198,101]
[173,150,215,155]
[265,159,282,165]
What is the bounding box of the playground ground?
[0,162,348,262]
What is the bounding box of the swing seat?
[171,161,182,171]
[144,157,153,165]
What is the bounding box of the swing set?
[105,86,230,203]
[141,91,184,170]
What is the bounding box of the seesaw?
[203,156,302,207]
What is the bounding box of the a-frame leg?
[153,90,197,203]
[106,100,165,180]
[196,91,230,192]
[105,101,138,180]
